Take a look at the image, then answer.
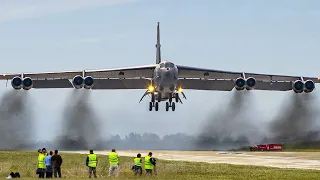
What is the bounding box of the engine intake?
[235,77,246,90]
[246,77,256,90]
[304,80,315,93]
[11,76,23,90]
[292,80,304,93]
[22,77,33,90]
[84,76,94,89]
[72,75,84,89]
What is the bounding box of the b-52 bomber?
[0,22,319,111]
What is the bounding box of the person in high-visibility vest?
[133,153,142,176]
[108,149,119,177]
[37,149,46,178]
[86,150,98,178]
[144,152,156,175]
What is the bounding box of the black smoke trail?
[56,89,103,150]
[267,92,319,143]
[195,90,260,150]
[0,90,33,150]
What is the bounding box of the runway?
[64,150,320,170]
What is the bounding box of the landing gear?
[155,102,159,111]
[166,102,169,111]
[149,93,177,111]
[149,101,159,111]
[169,93,173,103]
[165,101,175,111]
[151,93,155,102]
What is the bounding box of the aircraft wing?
[0,71,83,80]
[0,65,156,89]
[0,71,83,89]
[177,65,320,91]
[84,64,156,79]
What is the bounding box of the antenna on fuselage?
[155,22,161,64]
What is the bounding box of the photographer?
[151,156,157,175]
[144,152,157,175]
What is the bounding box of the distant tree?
[125,132,142,142]
[109,134,121,141]
[141,133,160,142]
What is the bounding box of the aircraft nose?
[164,69,172,77]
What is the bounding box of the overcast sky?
[0,0,320,142]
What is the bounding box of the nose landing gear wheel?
[172,102,175,111]
[166,102,169,111]
[149,102,153,111]
[175,93,179,103]
[155,102,159,111]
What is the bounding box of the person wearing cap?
[86,150,98,178]
[42,148,48,156]
[108,149,119,177]
[37,149,46,178]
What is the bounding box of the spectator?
[50,150,62,178]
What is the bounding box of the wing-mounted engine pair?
[11,76,33,90]
[292,79,315,93]
[234,77,256,91]
[71,75,94,89]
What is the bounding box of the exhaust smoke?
[195,91,260,150]
[56,89,102,150]
[0,90,33,150]
[267,93,319,142]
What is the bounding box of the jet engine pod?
[11,76,23,90]
[72,75,84,89]
[292,80,304,93]
[235,77,246,90]
[84,76,94,89]
[22,77,33,90]
[304,80,315,93]
[246,77,256,90]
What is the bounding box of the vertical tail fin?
[156,22,161,64]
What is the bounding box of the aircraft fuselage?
[153,61,178,101]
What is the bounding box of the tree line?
[10,131,320,151]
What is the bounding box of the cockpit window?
[165,62,174,68]
[159,62,174,68]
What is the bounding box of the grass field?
[0,151,320,180]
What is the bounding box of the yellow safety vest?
[88,154,97,167]
[39,152,48,156]
[108,152,119,165]
[144,156,153,169]
[38,154,46,168]
[134,158,142,166]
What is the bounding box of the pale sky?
[0,0,320,142]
